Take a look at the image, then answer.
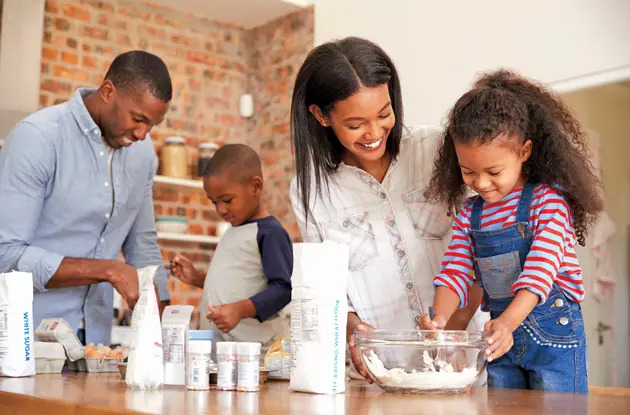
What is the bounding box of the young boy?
[170,144,292,348]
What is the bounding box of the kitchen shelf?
[157,232,219,244]
[153,175,204,189]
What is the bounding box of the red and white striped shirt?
[434,184,584,308]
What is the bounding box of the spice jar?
[185,330,213,390]
[197,142,219,177]
[237,342,261,392]
[161,136,188,178]
[216,342,238,391]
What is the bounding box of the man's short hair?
[104,50,172,101]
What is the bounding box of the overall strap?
[470,196,485,231]
[515,183,536,223]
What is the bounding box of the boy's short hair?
[203,143,263,183]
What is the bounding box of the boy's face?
[203,174,262,226]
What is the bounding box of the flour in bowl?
[364,350,478,390]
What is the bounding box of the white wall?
[562,84,630,387]
[0,0,46,113]
[315,0,630,126]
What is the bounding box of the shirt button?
[406,282,413,290]
[105,213,110,219]
[100,238,105,244]
[379,192,386,200]
[398,250,405,258]
[554,298,564,308]
[104,182,109,187]
[342,220,349,227]
[100,151,105,157]
[559,317,569,326]
[414,315,421,322]
[389,219,396,227]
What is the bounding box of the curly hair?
[424,69,603,246]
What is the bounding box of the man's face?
[100,82,168,149]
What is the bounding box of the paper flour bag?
[126,265,164,389]
[0,272,35,377]
[289,241,349,394]
[162,305,193,385]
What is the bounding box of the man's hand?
[105,261,140,309]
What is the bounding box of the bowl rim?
[354,329,487,346]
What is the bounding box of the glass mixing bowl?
[355,330,487,394]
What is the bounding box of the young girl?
[420,70,603,393]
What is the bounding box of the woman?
[289,37,487,379]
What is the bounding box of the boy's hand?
[170,254,204,289]
[483,318,514,362]
[207,300,255,333]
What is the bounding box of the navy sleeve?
[250,218,293,322]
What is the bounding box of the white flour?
[364,350,478,390]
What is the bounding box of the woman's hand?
[347,312,375,383]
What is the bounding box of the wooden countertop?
[0,372,628,415]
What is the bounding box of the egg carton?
[67,357,122,373]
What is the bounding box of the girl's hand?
[483,318,514,362]
[170,254,204,288]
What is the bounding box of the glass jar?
[197,142,219,177]
[161,136,188,178]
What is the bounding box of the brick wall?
[39,0,313,327]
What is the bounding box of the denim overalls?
[470,183,588,393]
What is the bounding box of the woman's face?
[313,84,395,166]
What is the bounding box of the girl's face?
[310,84,395,167]
[455,135,532,203]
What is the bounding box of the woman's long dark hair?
[291,37,404,222]
[425,70,603,246]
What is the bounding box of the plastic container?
[197,142,219,177]
[34,341,66,374]
[35,318,85,362]
[216,342,238,391]
[186,330,213,390]
[155,216,188,233]
[237,342,261,392]
[161,136,188,178]
[356,330,487,394]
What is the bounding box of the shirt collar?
[69,88,103,143]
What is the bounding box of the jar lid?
[216,341,238,354]
[187,340,212,354]
[237,342,261,355]
[199,142,219,150]
[189,330,214,341]
[165,136,186,144]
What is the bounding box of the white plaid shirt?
[290,126,487,331]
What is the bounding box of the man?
[0,50,172,345]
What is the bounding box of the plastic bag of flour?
[289,242,349,394]
[126,265,164,389]
[0,272,35,377]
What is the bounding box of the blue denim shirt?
[0,89,169,345]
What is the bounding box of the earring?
[322,122,328,127]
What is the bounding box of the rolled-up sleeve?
[121,153,170,301]
[0,122,64,291]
